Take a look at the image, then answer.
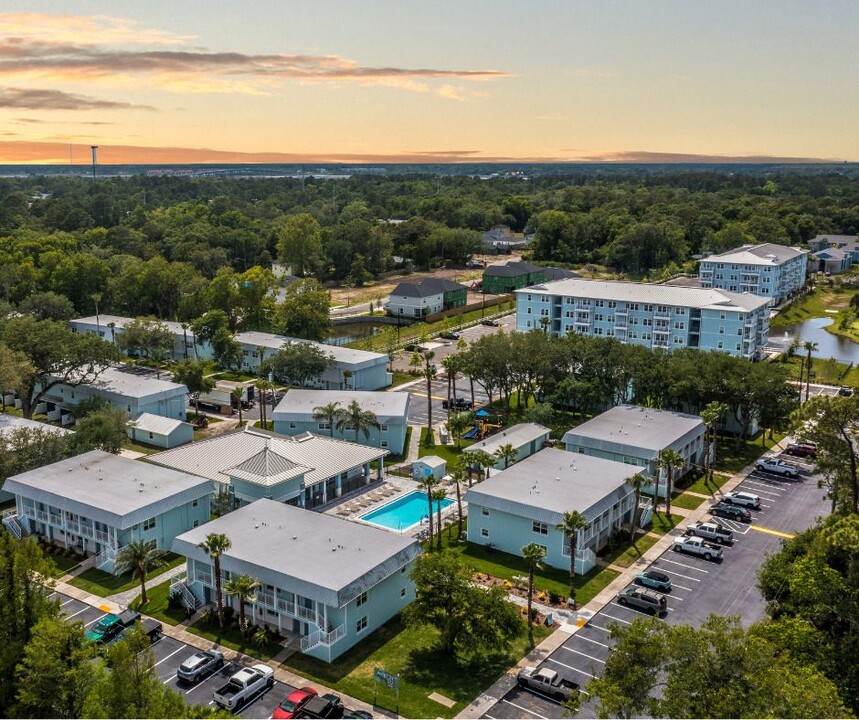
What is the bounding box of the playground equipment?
[462,427,480,440]
[462,410,503,441]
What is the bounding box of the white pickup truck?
[212,664,274,712]
[754,457,799,478]
[673,535,724,561]
[517,666,580,701]
[685,521,734,545]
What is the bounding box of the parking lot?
[51,592,297,718]
[481,448,828,719]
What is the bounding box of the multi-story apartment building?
[515,278,771,359]
[697,243,808,303]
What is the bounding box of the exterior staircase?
[1,510,26,539]
[169,571,204,611]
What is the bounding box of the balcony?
[257,591,276,608]
[652,327,670,334]
[300,623,346,651]
[194,570,213,586]
[654,314,671,323]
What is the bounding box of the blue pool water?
[360,490,453,532]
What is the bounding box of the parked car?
[634,569,672,592]
[85,610,161,646]
[685,521,734,545]
[273,686,318,719]
[403,343,421,352]
[439,331,460,340]
[177,649,225,684]
[212,664,274,712]
[755,457,799,478]
[296,693,343,719]
[672,536,723,561]
[710,503,752,522]
[442,397,473,410]
[342,711,373,719]
[784,442,817,458]
[517,666,580,701]
[616,586,668,616]
[839,386,854,397]
[722,491,761,510]
[481,319,499,327]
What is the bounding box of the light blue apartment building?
[172,499,420,662]
[41,365,188,421]
[698,243,808,304]
[464,448,645,575]
[516,278,771,359]
[272,390,410,455]
[2,450,211,572]
[562,405,706,498]
[70,316,392,391]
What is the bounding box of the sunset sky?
[0,1,856,164]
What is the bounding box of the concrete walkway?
[456,441,787,719]
[107,562,187,607]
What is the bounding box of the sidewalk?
[456,441,787,719]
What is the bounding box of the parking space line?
[83,616,102,628]
[653,566,701,582]
[578,631,611,647]
[561,646,606,664]
[600,611,632,624]
[671,583,694,592]
[185,670,225,695]
[546,657,596,679]
[162,673,177,685]
[154,646,185,668]
[659,558,710,573]
[739,482,784,495]
[60,598,77,606]
[502,699,547,719]
[749,526,795,539]
[65,607,94,620]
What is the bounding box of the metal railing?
[300,623,346,651]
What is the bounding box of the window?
[356,616,368,633]
[317,422,330,431]
[192,499,199,507]
[532,521,548,535]
[481,528,489,538]
[381,441,388,448]
[148,432,154,439]
[356,591,368,607]
[481,507,490,517]
[400,588,407,598]
[380,424,388,431]
[401,566,406,574]
[142,517,156,531]
[193,520,199,528]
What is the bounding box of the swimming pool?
[360,490,453,532]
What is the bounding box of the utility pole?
[90,145,98,182]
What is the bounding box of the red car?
[272,686,317,719]
[784,443,817,458]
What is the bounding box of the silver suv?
[617,586,668,616]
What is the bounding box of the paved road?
[480,449,827,720]
[396,376,491,427]
[52,592,299,719]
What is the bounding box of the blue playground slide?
[462,427,480,440]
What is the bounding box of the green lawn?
[68,553,185,597]
[129,578,189,626]
[42,548,86,576]
[282,614,550,719]
[435,527,618,603]
[601,534,659,568]
[383,426,413,464]
[714,434,783,475]
[390,370,418,388]
[646,512,684,535]
[211,371,258,382]
[122,439,161,455]
[671,492,707,511]
[682,472,733,496]
[418,428,473,465]
[185,617,284,661]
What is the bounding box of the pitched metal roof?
[4,450,211,529]
[562,405,705,454]
[128,413,189,436]
[235,331,388,369]
[463,423,550,456]
[390,278,466,298]
[518,278,771,312]
[701,243,807,265]
[484,260,542,277]
[148,427,386,488]
[64,365,187,401]
[224,444,311,486]
[0,415,72,437]
[172,499,421,608]
[463,448,633,525]
[272,389,409,424]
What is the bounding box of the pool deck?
[322,471,462,538]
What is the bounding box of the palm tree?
[342,369,353,390]
[411,350,437,444]
[472,450,497,481]
[555,511,589,608]
[113,541,166,607]
[181,322,189,360]
[803,341,818,402]
[313,401,342,438]
[446,411,471,449]
[197,533,232,632]
[700,401,729,483]
[256,378,273,428]
[418,475,439,548]
[494,442,518,469]
[231,387,244,426]
[441,354,459,411]
[656,448,685,519]
[223,574,260,639]
[335,400,381,443]
[432,488,448,551]
[449,458,466,540]
[625,473,647,542]
[521,542,546,640]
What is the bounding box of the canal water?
[774,316,859,364]
[325,321,386,346]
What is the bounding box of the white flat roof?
[517,278,771,312]
[67,365,187,400]
[236,331,388,369]
[5,450,211,529]
[273,389,408,423]
[701,243,807,265]
[72,314,186,335]
[173,500,420,608]
[562,405,704,453]
[0,415,72,437]
[463,423,549,456]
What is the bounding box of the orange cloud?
[0,13,192,45]
[0,87,153,110]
